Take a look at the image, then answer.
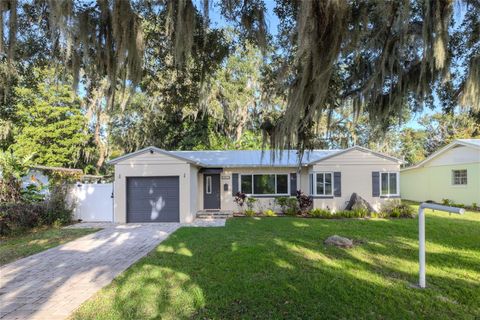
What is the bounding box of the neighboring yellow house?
[401,139,480,206]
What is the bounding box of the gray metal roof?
[170,150,342,167]
[108,145,403,167]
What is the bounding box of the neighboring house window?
[452,170,467,185]
[240,174,289,195]
[315,172,333,196]
[380,172,399,196]
[206,176,212,194]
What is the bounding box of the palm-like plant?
[0,151,33,203]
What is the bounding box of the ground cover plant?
[73,206,480,320]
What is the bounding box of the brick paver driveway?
[0,220,225,320]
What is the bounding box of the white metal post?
[417,203,464,288]
[418,206,426,288]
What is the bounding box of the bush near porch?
[73,206,480,320]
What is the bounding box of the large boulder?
[345,193,377,212]
[324,235,353,248]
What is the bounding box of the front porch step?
[196,210,233,219]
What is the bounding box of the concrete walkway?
[0,220,225,320]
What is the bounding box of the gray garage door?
[126,176,180,222]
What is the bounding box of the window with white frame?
[452,169,467,185]
[380,172,399,196]
[240,174,289,195]
[315,172,333,196]
[205,176,212,194]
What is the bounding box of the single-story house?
[401,139,480,206]
[108,146,402,223]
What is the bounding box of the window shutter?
[290,173,297,196]
[372,172,380,197]
[309,173,313,195]
[232,173,239,195]
[333,172,341,197]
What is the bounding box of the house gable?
[309,146,402,167]
[402,139,480,172]
[427,145,480,167]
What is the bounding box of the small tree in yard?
[12,68,89,168]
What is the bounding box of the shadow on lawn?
[75,217,480,320]
[0,224,178,319]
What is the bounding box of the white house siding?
[113,151,196,223]
[311,149,401,212]
[190,165,199,219]
[197,173,204,210]
[204,150,400,213]
[213,167,300,212]
[299,167,310,193]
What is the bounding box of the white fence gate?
[70,183,114,222]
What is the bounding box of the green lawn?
[0,227,99,266]
[73,209,480,320]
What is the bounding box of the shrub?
[334,210,348,218]
[284,197,299,216]
[274,197,289,214]
[275,196,299,215]
[234,192,247,210]
[21,184,46,203]
[472,203,478,210]
[0,203,47,235]
[351,203,369,217]
[333,209,369,218]
[442,198,453,206]
[263,209,277,217]
[244,209,256,217]
[381,201,415,218]
[0,197,74,236]
[44,184,73,225]
[369,211,387,218]
[309,209,332,218]
[296,190,313,213]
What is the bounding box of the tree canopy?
[0,0,479,172]
[12,68,89,167]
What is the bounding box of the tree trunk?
[235,101,251,142]
[94,118,106,173]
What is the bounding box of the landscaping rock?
[345,193,377,212]
[324,235,354,248]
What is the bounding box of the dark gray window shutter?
[334,172,341,197]
[372,172,380,197]
[290,173,297,196]
[232,173,239,195]
[309,173,313,195]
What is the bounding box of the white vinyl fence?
[69,183,114,222]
